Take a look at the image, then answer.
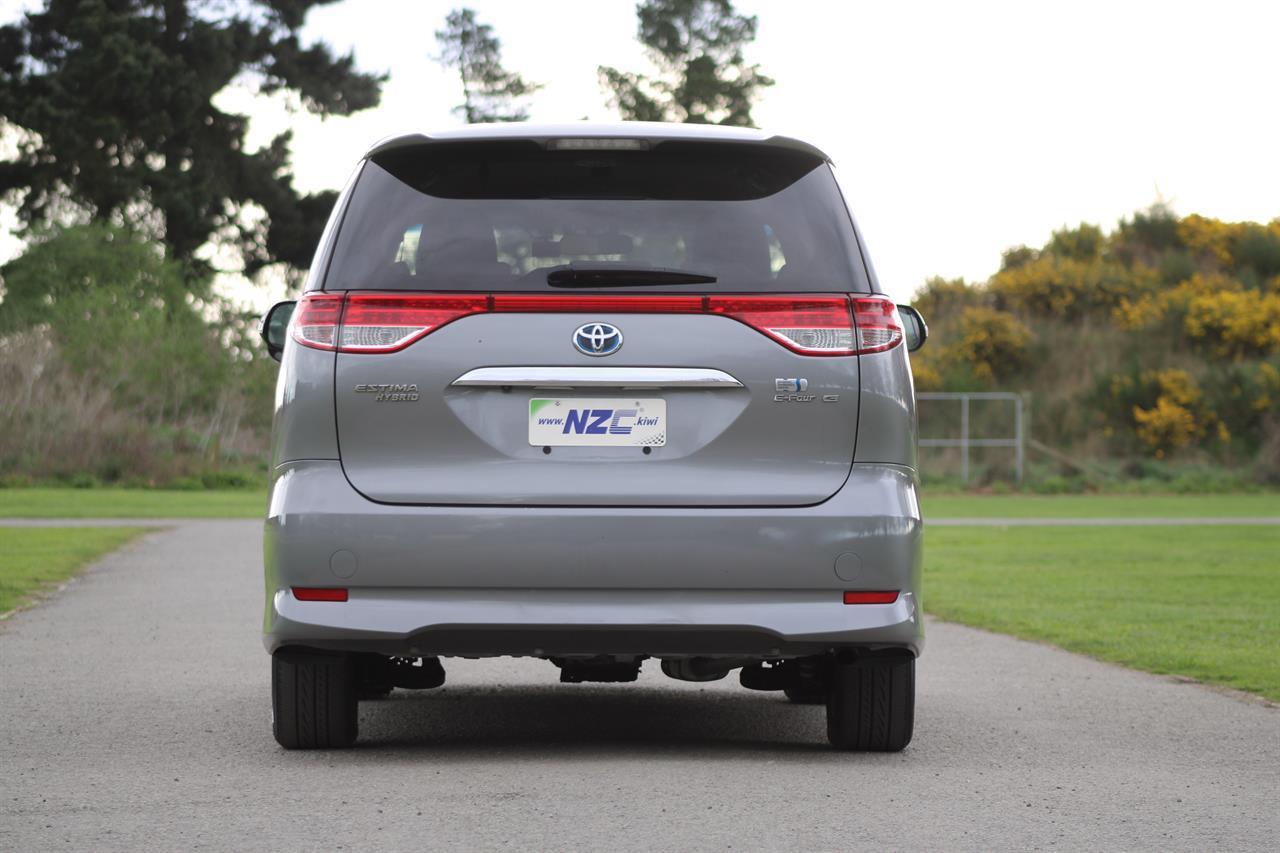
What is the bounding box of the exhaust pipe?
[661,657,754,682]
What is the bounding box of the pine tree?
[600,0,773,127]
[435,8,541,124]
[0,1,385,274]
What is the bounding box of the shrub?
[1177,214,1237,266]
[1100,368,1212,458]
[912,277,982,320]
[1132,397,1198,457]
[990,256,1156,319]
[1117,202,1181,252]
[1231,222,1280,278]
[909,359,943,391]
[1047,223,1105,260]
[1157,250,1197,285]
[950,307,1031,382]
[1183,289,1280,358]
[1000,245,1038,271]
[0,225,274,484]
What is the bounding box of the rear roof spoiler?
[365,124,831,164]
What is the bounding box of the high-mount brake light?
[546,137,650,151]
[851,296,905,354]
[292,292,900,356]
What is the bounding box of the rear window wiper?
[546,264,717,287]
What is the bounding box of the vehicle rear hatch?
[310,135,893,507]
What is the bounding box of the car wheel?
[825,654,914,751]
[272,649,358,749]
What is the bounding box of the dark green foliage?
[1232,224,1280,278]
[913,277,982,320]
[1047,223,1104,260]
[600,0,773,127]
[434,8,540,123]
[1157,249,1196,285]
[0,224,277,483]
[0,0,384,273]
[1,224,225,419]
[1118,202,1180,252]
[999,245,1037,271]
[1201,360,1280,454]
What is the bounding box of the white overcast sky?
[3,0,1279,306]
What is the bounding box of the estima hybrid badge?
[573,322,623,357]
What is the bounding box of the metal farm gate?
[916,391,1025,483]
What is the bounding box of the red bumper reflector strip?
[292,587,349,602]
[843,591,900,605]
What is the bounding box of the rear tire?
[825,654,914,751]
[272,649,358,749]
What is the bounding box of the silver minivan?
[260,122,927,751]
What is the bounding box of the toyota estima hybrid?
[259,122,928,752]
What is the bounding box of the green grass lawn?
[0,527,149,614]
[0,488,265,518]
[923,492,1280,518]
[925,525,1280,701]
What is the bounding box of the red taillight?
[292,292,898,356]
[292,587,349,602]
[291,293,344,351]
[843,591,900,605]
[851,297,904,354]
[708,296,856,356]
[339,293,489,353]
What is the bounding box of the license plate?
[529,398,667,447]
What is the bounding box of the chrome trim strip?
[451,367,744,389]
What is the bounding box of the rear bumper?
[263,461,924,657]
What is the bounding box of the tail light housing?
[290,293,344,351]
[290,292,902,356]
[851,296,904,354]
[338,293,488,353]
[707,296,855,356]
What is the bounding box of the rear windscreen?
[324,141,871,293]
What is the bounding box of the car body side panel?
[853,343,919,469]
[269,163,361,466]
[269,340,339,466]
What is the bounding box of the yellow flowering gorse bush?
[1130,369,1205,456]
[1132,398,1198,457]
[951,307,1031,382]
[1183,290,1280,358]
